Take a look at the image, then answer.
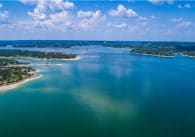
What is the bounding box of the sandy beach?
[0,74,42,92]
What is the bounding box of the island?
[0,49,78,92]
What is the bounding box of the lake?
[0,45,195,137]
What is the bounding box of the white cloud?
[109,23,128,29]
[20,0,37,5]
[109,22,138,33]
[177,21,192,28]
[20,0,75,9]
[0,3,3,8]
[108,4,138,18]
[0,3,8,24]
[148,0,174,5]
[142,21,148,26]
[167,0,174,5]
[137,16,147,21]
[148,0,164,5]
[170,18,182,22]
[22,0,107,32]
[77,10,105,31]
[127,0,135,3]
[136,20,148,26]
[170,18,192,28]
[28,0,75,21]
[151,15,156,19]
[78,10,98,19]
[63,1,75,9]
[0,11,8,23]
[184,3,191,9]
[178,5,182,8]
[177,3,191,9]
[31,11,74,30]
[108,4,148,32]
[166,29,173,34]
[23,0,75,30]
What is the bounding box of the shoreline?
[0,74,42,92]
[0,55,81,61]
[130,52,195,58]
[129,52,174,58]
[129,49,195,58]
[4,56,81,67]
[61,56,81,61]
[7,63,64,67]
[176,53,195,58]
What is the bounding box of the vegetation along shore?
[0,49,79,92]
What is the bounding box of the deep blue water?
[0,45,195,137]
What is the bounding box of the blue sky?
[0,0,194,41]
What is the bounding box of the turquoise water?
[0,46,195,137]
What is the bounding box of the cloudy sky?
[0,0,194,41]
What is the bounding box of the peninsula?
[0,58,39,92]
[104,41,195,57]
[0,49,78,92]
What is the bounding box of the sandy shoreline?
[8,63,63,67]
[6,56,81,67]
[176,53,195,58]
[0,74,42,92]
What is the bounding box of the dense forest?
[0,58,28,66]
[0,40,106,48]
[129,44,195,57]
[0,59,35,86]
[0,67,35,86]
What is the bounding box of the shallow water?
[0,46,195,137]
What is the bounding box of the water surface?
[0,46,195,137]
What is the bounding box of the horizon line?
[0,40,195,43]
